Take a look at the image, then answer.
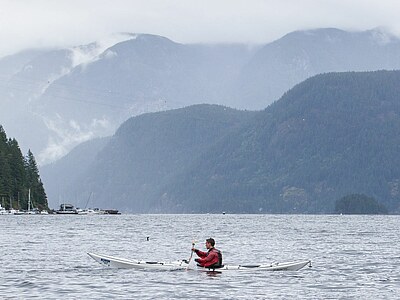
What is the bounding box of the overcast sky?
[1,0,400,57]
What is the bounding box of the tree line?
[0,125,47,210]
[334,194,388,215]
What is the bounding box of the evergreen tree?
[0,125,48,210]
[334,194,388,215]
[25,149,48,210]
[0,126,11,202]
[7,138,26,209]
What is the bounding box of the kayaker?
[192,238,223,269]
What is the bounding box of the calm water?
[1,214,399,299]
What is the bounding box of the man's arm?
[194,249,207,258]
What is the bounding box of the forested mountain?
[41,105,255,210]
[2,28,400,165]
[0,126,47,210]
[41,70,400,213]
[168,70,400,213]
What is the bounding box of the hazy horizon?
[1,0,400,57]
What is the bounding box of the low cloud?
[69,33,135,67]
[2,1,400,57]
[38,115,111,165]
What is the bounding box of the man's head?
[206,238,215,249]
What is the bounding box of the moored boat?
[56,204,78,214]
[60,206,120,215]
[0,204,7,215]
[104,209,121,215]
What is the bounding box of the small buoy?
[222,212,226,215]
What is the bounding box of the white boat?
[86,208,106,214]
[23,189,39,214]
[76,208,88,215]
[0,197,22,214]
[87,252,311,271]
[76,208,105,215]
[7,208,18,214]
[0,204,7,215]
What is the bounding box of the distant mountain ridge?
[231,28,400,108]
[2,28,400,164]
[41,70,400,213]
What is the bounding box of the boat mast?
[28,189,31,212]
[85,192,93,209]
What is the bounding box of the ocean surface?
[1,214,399,299]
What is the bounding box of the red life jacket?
[195,248,223,268]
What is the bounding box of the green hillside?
[162,71,400,213]
[46,70,400,213]
[78,105,256,212]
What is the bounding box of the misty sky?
[1,0,400,57]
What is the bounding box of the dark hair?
[206,238,215,246]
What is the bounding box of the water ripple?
[1,214,400,299]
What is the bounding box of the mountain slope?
[231,28,400,109]
[41,70,400,213]
[40,136,110,208]
[3,29,400,165]
[167,70,400,213]
[43,105,255,210]
[28,35,253,164]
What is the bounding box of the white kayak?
[87,252,311,271]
